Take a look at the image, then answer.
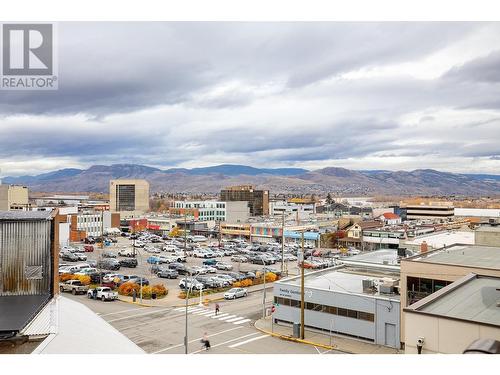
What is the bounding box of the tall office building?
[220,185,269,216]
[0,184,29,210]
[109,179,150,217]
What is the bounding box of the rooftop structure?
[403,230,474,252]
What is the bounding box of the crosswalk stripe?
[196,311,215,316]
[233,318,251,325]
[188,307,204,313]
[192,310,211,315]
[211,313,229,319]
[226,317,245,323]
[228,334,269,348]
[217,315,237,321]
[174,307,185,312]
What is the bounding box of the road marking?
[191,332,260,354]
[192,309,211,315]
[152,326,244,354]
[106,307,172,323]
[211,313,229,319]
[187,307,205,313]
[195,310,214,316]
[226,316,245,323]
[233,318,251,325]
[99,307,150,317]
[217,315,237,321]
[228,334,269,348]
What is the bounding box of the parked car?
[192,249,214,258]
[73,252,87,261]
[119,258,138,268]
[150,264,167,274]
[84,237,96,244]
[224,288,248,300]
[226,272,247,281]
[61,252,79,262]
[168,263,189,275]
[128,276,150,286]
[147,256,161,264]
[190,266,207,275]
[59,280,89,295]
[201,266,217,274]
[179,278,204,290]
[74,267,98,275]
[212,274,235,286]
[97,259,120,270]
[87,287,118,301]
[202,258,218,266]
[118,248,136,257]
[145,246,161,254]
[157,269,179,279]
[196,275,224,288]
[102,251,117,258]
[87,260,97,268]
[83,245,94,252]
[231,255,248,263]
[215,262,233,271]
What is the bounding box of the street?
[66,290,339,354]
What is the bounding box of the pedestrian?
[215,303,220,316]
[202,332,210,350]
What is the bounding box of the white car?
[87,287,118,301]
[179,278,204,290]
[213,274,235,284]
[193,249,213,258]
[190,266,207,275]
[133,241,145,248]
[102,273,120,283]
[145,246,161,254]
[224,288,248,300]
[215,262,233,271]
[201,266,217,273]
[73,252,87,261]
[118,248,136,257]
[162,245,179,252]
[75,267,97,275]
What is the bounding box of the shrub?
[141,285,153,299]
[59,273,90,285]
[118,282,140,296]
[240,279,253,287]
[151,284,168,298]
[265,272,277,283]
[59,273,74,282]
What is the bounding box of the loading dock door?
[385,323,396,348]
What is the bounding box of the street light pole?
[184,271,199,354]
[300,231,305,340]
[262,258,267,318]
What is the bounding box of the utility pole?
[300,231,305,340]
[262,257,267,319]
[100,209,104,249]
[281,212,285,275]
[183,210,187,257]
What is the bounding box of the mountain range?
[2,164,500,196]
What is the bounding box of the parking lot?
[59,234,304,302]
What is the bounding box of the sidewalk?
[254,317,401,354]
[117,282,274,308]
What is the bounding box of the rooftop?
[345,249,399,266]
[283,267,400,300]
[404,230,475,247]
[409,244,500,270]
[0,210,53,221]
[405,274,500,326]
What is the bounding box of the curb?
[117,296,155,307]
[254,322,343,352]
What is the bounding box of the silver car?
[224,288,248,300]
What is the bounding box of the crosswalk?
[173,306,251,326]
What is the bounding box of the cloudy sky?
[1,22,500,176]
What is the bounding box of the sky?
[1,22,500,177]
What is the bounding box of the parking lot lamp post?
[262,258,266,319]
[198,285,204,307]
[184,271,199,354]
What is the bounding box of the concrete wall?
[109,179,149,216]
[59,222,70,247]
[0,185,28,210]
[475,227,500,247]
[404,312,500,354]
[273,283,401,348]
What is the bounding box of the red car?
[84,245,94,252]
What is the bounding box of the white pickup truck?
[59,280,89,295]
[87,287,118,301]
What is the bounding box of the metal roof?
[411,245,500,269]
[345,249,399,266]
[0,210,53,221]
[410,274,500,326]
[0,294,51,332]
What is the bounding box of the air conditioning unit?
[362,279,375,292]
[379,284,395,294]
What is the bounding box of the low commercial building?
[402,230,475,253]
[273,265,401,348]
[475,224,500,247]
[404,273,500,354]
[171,200,226,222]
[400,244,500,346]
[269,200,315,220]
[0,184,29,210]
[338,220,383,249]
[402,202,454,221]
[69,211,121,238]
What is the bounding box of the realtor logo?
[1,23,58,90]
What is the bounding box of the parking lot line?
[228,334,269,348]
[217,315,237,321]
[191,332,260,354]
[233,318,251,325]
[152,326,244,354]
[211,313,229,319]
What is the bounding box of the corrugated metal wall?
[0,220,51,296]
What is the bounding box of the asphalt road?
[66,291,337,355]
